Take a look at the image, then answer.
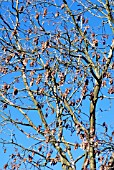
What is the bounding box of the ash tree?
[0,0,114,169]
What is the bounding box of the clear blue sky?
[0,0,114,169]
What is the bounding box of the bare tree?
[0,0,114,169]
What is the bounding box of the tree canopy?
[0,0,114,169]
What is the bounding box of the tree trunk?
[89,83,101,170]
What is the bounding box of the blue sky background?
[0,0,114,169]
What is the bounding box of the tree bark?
[89,83,101,170]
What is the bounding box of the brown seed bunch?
[13,88,18,95]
